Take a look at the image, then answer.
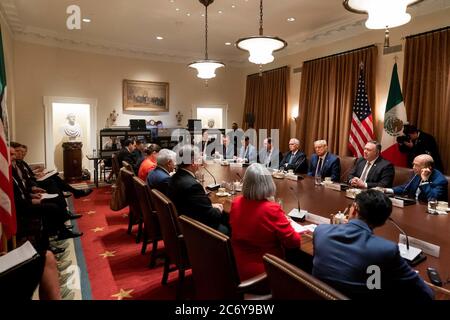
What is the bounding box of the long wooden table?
[203,163,450,293]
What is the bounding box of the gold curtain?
[296,46,377,157]
[242,66,290,150]
[403,27,450,174]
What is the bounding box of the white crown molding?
[2,0,448,67]
[0,0,23,33]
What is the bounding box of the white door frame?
[43,96,98,171]
[192,104,228,129]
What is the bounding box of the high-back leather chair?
[120,168,143,242]
[445,175,450,201]
[150,189,190,298]
[393,166,414,187]
[132,176,163,267]
[111,153,120,179]
[263,254,349,300]
[178,215,269,300]
[339,156,356,183]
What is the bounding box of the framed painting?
[123,79,169,112]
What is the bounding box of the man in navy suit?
[147,148,177,195]
[348,141,394,188]
[313,190,434,300]
[307,140,340,182]
[239,136,257,164]
[388,154,448,201]
[279,138,307,173]
[258,137,282,169]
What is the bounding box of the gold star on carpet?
[91,227,105,233]
[111,288,134,300]
[122,214,128,219]
[99,250,116,258]
[87,210,96,215]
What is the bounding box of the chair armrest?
[237,272,271,300]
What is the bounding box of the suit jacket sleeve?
[419,175,448,201]
[187,183,223,227]
[330,157,341,182]
[347,159,361,183]
[307,155,316,177]
[266,204,301,249]
[386,247,434,300]
[366,161,394,188]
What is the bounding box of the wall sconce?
[291,109,299,121]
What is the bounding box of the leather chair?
[122,160,134,172]
[111,153,120,180]
[339,156,356,183]
[132,176,163,267]
[120,168,143,242]
[445,175,450,201]
[393,166,414,187]
[150,189,190,298]
[178,215,269,300]
[263,253,349,300]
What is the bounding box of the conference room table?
[202,163,450,295]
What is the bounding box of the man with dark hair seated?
[312,189,434,300]
[117,139,137,172]
[348,140,394,189]
[168,144,230,235]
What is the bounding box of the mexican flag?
[380,63,408,167]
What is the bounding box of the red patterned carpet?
[73,186,193,300]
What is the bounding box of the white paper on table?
[40,193,59,199]
[290,220,317,234]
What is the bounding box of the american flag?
[0,30,16,242]
[348,65,374,158]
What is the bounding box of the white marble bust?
[63,113,82,141]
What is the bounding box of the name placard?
[399,234,440,257]
[324,183,341,191]
[305,212,330,225]
[391,198,404,208]
[285,173,298,181]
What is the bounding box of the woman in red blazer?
[230,163,301,281]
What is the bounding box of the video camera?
[396,135,411,144]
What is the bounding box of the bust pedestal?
[62,142,83,181]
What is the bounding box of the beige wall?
[13,42,246,164]
[242,9,450,154]
[1,16,15,141]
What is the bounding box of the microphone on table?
[388,218,426,266]
[401,174,418,196]
[388,217,410,250]
[289,186,306,221]
[202,165,220,191]
[236,172,243,183]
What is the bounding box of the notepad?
[290,220,317,234]
[36,170,58,182]
[0,241,39,275]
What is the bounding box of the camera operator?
[398,124,443,172]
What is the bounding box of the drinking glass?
[315,174,322,186]
[428,198,437,214]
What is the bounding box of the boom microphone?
[202,165,221,191]
[289,186,306,221]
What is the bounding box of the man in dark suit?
[279,138,307,173]
[147,149,176,195]
[348,141,394,188]
[168,145,230,235]
[258,138,282,169]
[313,190,434,300]
[389,154,448,201]
[307,140,341,182]
[117,139,137,172]
[399,125,443,172]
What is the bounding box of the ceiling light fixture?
[236,0,287,69]
[82,18,91,23]
[225,42,231,46]
[343,0,423,47]
[188,0,225,83]
[287,17,295,22]
[156,36,164,40]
